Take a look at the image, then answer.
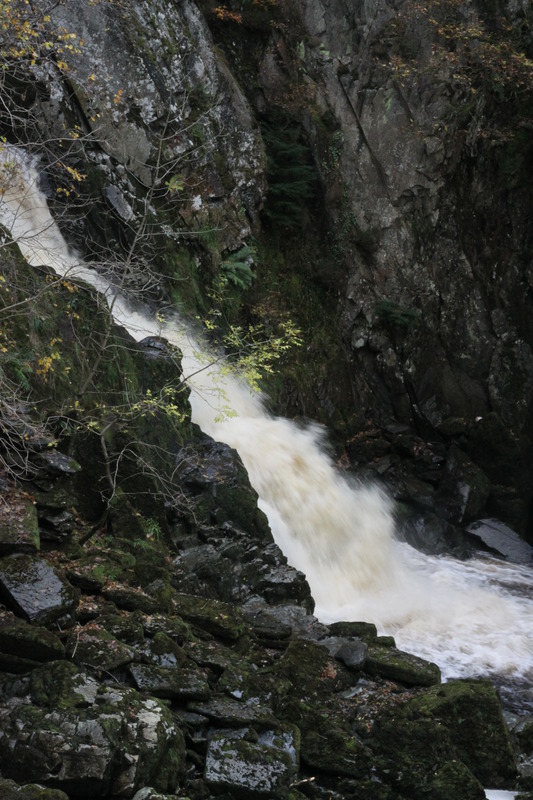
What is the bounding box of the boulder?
[0,611,65,671]
[467,519,533,563]
[321,636,368,671]
[404,680,517,786]
[370,715,486,800]
[204,726,299,797]
[0,663,186,797]
[364,644,441,686]
[0,554,78,624]
[173,593,249,641]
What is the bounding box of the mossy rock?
[0,491,40,554]
[301,723,372,779]
[1,681,185,795]
[204,726,299,797]
[65,624,136,670]
[0,778,70,799]
[109,491,152,542]
[0,612,65,662]
[102,583,160,613]
[517,719,533,753]
[142,612,192,644]
[364,644,441,686]
[129,663,211,701]
[370,715,485,799]
[404,679,517,785]
[97,610,146,644]
[66,549,135,592]
[274,639,331,696]
[328,620,378,641]
[173,593,249,642]
[30,660,99,709]
[148,631,190,667]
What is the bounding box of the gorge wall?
[2,1,533,799]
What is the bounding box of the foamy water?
[2,145,533,702]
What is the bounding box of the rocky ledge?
[0,435,531,800]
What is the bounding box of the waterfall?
[1,145,533,702]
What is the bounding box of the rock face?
[291,0,533,539]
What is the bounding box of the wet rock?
[0,611,65,667]
[466,519,533,563]
[275,639,331,695]
[37,508,75,542]
[436,446,491,524]
[370,714,486,799]
[0,491,39,555]
[0,554,78,624]
[177,440,269,535]
[242,606,293,646]
[204,726,298,797]
[145,631,189,668]
[108,492,153,542]
[365,644,441,686]
[138,337,174,361]
[242,600,329,641]
[129,663,211,701]
[183,639,244,674]
[66,550,135,593]
[397,509,463,556]
[257,563,312,609]
[97,611,145,645]
[141,613,191,644]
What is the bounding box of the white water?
[2,145,533,704]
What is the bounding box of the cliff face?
[295,0,533,495]
[305,0,533,538]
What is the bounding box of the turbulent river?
[1,145,533,718]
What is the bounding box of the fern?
[220,244,256,290]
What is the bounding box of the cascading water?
[1,145,533,713]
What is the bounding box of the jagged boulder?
[0,661,186,797]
